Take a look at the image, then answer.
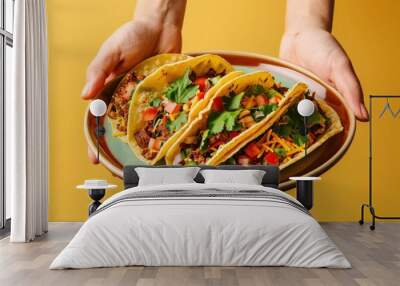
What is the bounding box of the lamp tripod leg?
[304,116,307,157]
[96,116,100,161]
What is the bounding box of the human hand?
[280,29,368,121]
[81,20,182,100]
[82,0,186,163]
[282,0,368,121]
[83,20,182,163]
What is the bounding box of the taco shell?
[107,53,190,142]
[212,99,343,168]
[128,54,237,164]
[165,71,308,165]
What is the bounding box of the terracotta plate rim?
[84,50,356,188]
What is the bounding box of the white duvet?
[50,183,350,269]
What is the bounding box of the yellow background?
[47,0,400,221]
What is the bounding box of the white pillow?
[135,167,200,186]
[200,169,265,185]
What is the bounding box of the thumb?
[81,44,122,100]
[331,58,369,121]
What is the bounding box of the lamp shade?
[297,99,315,117]
[89,99,107,117]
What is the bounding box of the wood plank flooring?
[0,222,399,286]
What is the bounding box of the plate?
[84,51,355,190]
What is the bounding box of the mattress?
[50,183,350,269]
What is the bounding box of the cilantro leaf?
[179,85,199,104]
[164,69,198,104]
[208,112,227,134]
[293,133,307,146]
[307,110,325,127]
[259,104,278,117]
[246,84,265,96]
[273,123,292,137]
[166,112,188,133]
[225,110,242,131]
[208,110,242,135]
[274,148,287,158]
[227,92,245,110]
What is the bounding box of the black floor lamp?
[359,95,400,230]
[289,98,321,211]
[89,99,107,161]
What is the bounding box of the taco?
[107,54,190,142]
[165,71,308,166]
[218,96,344,168]
[128,54,237,164]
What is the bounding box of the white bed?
[50,183,350,269]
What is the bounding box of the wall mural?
[84,52,355,190]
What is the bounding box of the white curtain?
[7,0,48,242]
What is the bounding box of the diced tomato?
[244,143,261,159]
[148,138,162,150]
[264,152,279,165]
[255,94,268,106]
[237,155,251,166]
[164,101,181,114]
[142,107,158,121]
[197,91,205,99]
[195,77,207,92]
[228,131,240,140]
[269,96,280,104]
[212,97,224,112]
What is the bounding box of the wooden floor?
[0,222,399,286]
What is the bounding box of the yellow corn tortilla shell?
[108,53,190,143]
[165,71,308,165]
[128,54,236,164]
